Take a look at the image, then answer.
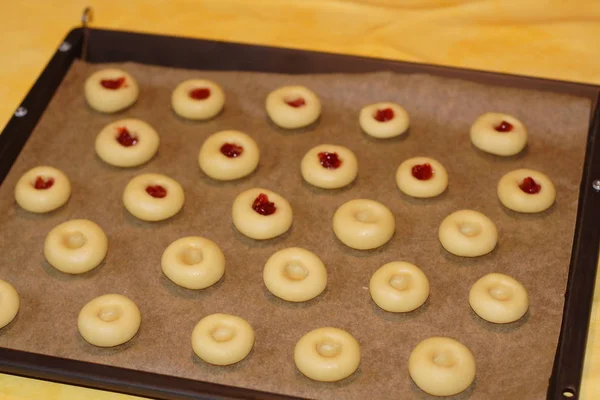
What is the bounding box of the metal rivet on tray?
[59,41,72,52]
[593,180,600,192]
[14,107,27,118]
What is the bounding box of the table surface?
[0,1,599,399]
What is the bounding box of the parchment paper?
[0,60,591,400]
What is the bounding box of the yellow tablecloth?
[0,1,599,399]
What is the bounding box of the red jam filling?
[33,176,54,190]
[519,177,541,194]
[285,98,306,108]
[252,193,276,216]
[495,120,513,132]
[100,77,126,90]
[374,108,394,122]
[318,152,342,169]
[146,185,167,198]
[116,127,138,147]
[220,143,244,158]
[411,163,433,180]
[189,88,211,100]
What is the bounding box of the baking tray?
[0,24,599,400]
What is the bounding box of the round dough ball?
[14,166,71,213]
[171,79,225,120]
[359,102,410,139]
[294,327,361,382]
[409,337,476,396]
[396,156,448,198]
[332,199,395,250]
[123,173,185,222]
[438,210,498,257]
[497,168,556,213]
[232,188,293,240]
[369,261,429,312]
[84,69,139,113]
[0,280,19,329]
[161,236,225,290]
[44,219,108,274]
[469,273,529,323]
[77,294,141,347]
[95,119,159,168]
[470,112,527,156]
[198,130,260,181]
[263,247,327,302]
[300,144,358,189]
[191,313,255,366]
[266,86,321,129]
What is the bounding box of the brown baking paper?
[0,60,591,400]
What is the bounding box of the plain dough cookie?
[409,337,476,397]
[266,86,321,129]
[95,119,159,167]
[84,69,139,113]
[198,130,260,181]
[396,156,448,198]
[77,294,141,347]
[191,313,255,365]
[294,327,361,382]
[438,210,498,257]
[161,236,225,290]
[470,112,528,156]
[333,199,395,250]
[14,166,71,213]
[44,219,108,274]
[497,168,556,213]
[469,273,529,323]
[232,188,293,240]
[172,79,225,120]
[359,102,410,139]
[0,280,19,329]
[300,144,358,189]
[123,173,185,222]
[369,262,429,312]
[263,247,327,302]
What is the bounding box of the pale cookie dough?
[232,188,293,240]
[497,168,556,213]
[396,156,448,198]
[95,119,159,168]
[470,112,528,156]
[263,247,327,302]
[198,130,260,181]
[369,261,429,313]
[84,68,139,113]
[359,102,410,139]
[77,294,141,347]
[171,79,225,120]
[409,337,476,397]
[294,327,361,382]
[0,280,19,329]
[14,166,71,213]
[191,313,255,365]
[469,273,529,324]
[123,173,185,222]
[266,85,321,129]
[300,144,358,189]
[438,210,498,257]
[333,199,395,250]
[161,236,225,290]
[44,219,108,274]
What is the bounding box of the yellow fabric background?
[0,1,599,399]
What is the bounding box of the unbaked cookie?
[198,130,260,181]
[232,188,293,240]
[95,119,159,168]
[0,280,19,329]
[14,166,71,213]
[438,210,498,257]
[396,156,448,198]
[359,102,410,139]
[497,168,556,213]
[172,79,225,120]
[300,144,358,189]
[333,199,395,250]
[470,112,527,156]
[84,69,139,113]
[369,261,429,312]
[266,86,321,129]
[123,173,185,222]
[469,273,529,323]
